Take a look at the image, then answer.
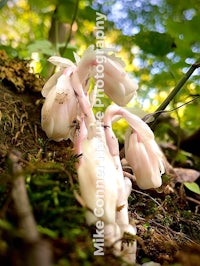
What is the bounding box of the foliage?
[0,0,199,137]
[184,182,200,195]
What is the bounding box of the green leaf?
[37,225,58,238]
[60,44,77,61]
[27,40,56,56]
[28,0,57,10]
[184,182,200,195]
[78,5,97,21]
[134,31,176,56]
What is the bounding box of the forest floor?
[0,51,200,266]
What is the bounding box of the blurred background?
[0,0,200,154]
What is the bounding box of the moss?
[0,54,200,265]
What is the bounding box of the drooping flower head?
[74,45,139,105]
[104,105,165,189]
[98,53,138,106]
[41,46,138,141]
[125,128,164,189]
[41,69,78,141]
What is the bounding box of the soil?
[0,51,200,266]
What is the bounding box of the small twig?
[131,188,166,215]
[149,60,200,130]
[60,0,80,56]
[186,196,200,206]
[134,212,199,246]
[143,95,200,122]
[149,219,199,246]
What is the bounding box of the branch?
[148,60,200,130]
[60,0,80,56]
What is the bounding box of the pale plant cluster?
[41,46,165,264]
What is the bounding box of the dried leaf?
[173,168,200,183]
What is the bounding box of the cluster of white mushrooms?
[41,46,165,264]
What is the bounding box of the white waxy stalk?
[77,124,119,225]
[71,71,96,129]
[103,107,128,215]
[103,105,137,264]
[103,106,134,240]
[120,223,137,264]
[104,223,122,255]
[72,116,87,158]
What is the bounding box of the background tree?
[0,0,200,148]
